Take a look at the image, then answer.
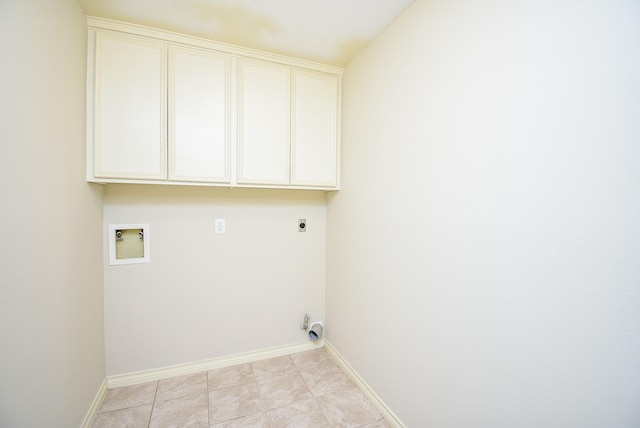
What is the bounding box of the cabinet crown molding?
[87,16,344,77]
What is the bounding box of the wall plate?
[215,218,226,234]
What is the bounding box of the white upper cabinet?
[169,46,231,183]
[237,59,291,185]
[87,18,342,190]
[291,70,339,187]
[94,31,167,180]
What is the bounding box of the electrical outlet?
[215,218,225,234]
[298,219,306,232]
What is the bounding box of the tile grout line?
[249,359,267,426]
[289,354,331,426]
[293,356,332,427]
[257,353,316,425]
[291,352,336,427]
[206,369,210,427]
[253,359,273,428]
[147,381,159,428]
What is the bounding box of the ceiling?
[77,0,415,67]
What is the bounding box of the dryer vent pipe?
[309,322,323,341]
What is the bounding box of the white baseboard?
[106,339,324,388]
[81,378,107,428]
[82,339,403,427]
[81,341,323,426]
[324,340,405,428]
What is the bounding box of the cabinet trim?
[87,19,342,191]
[87,16,343,77]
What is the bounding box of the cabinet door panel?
[95,32,166,179]
[291,71,338,187]
[237,60,290,185]
[169,46,231,182]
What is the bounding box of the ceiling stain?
[336,39,370,67]
[185,2,279,48]
[78,0,416,67]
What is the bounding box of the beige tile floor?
[92,348,390,427]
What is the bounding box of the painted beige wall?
[0,0,105,426]
[103,185,326,375]
[327,0,640,426]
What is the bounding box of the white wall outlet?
[298,219,307,232]
[215,218,225,234]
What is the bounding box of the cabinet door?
[169,46,231,182]
[94,32,167,179]
[237,60,291,185]
[291,70,339,187]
